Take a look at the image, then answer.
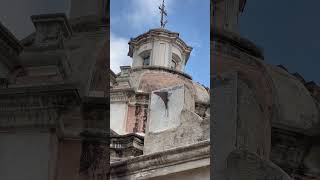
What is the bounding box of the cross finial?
[158,0,168,28]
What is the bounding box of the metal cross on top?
[158,0,168,28]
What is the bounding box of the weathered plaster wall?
[110,103,127,135]
[125,105,136,133]
[148,85,188,133]
[144,85,208,154]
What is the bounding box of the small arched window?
[171,53,181,70]
[143,55,150,66]
[140,50,151,66]
[171,60,177,69]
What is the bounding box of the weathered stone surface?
[78,130,109,180]
[265,64,319,132]
[110,140,210,180]
[226,150,291,180]
[213,1,320,179]
[110,133,144,162]
[143,85,209,154]
[31,13,72,48]
[212,72,238,179]
[144,109,207,155]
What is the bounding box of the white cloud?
[110,33,132,73]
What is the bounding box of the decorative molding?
[110,91,129,102]
[0,86,79,129]
[31,13,72,48]
[110,133,144,162]
[212,28,264,59]
[131,66,192,80]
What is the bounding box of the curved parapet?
[265,64,319,133]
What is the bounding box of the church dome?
[126,66,209,104]
[193,82,210,103]
[265,64,319,132]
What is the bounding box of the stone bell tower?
[127,29,192,72]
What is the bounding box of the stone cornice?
[131,66,192,80]
[110,133,144,150]
[0,83,79,95]
[212,28,264,59]
[110,140,210,178]
[0,84,80,129]
[69,15,108,33]
[31,13,73,38]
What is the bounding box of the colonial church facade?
[0,0,319,179]
[213,0,320,179]
[109,10,210,180]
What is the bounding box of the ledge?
[131,66,192,80]
[110,140,210,178]
[212,28,264,59]
[0,82,79,95]
[31,13,73,38]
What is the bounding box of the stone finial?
[31,13,72,48]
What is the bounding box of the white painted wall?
[110,103,128,135]
[149,85,185,133]
[0,132,52,180]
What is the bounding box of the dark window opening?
[171,60,177,69]
[143,56,150,66]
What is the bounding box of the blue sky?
[110,0,210,87]
[240,1,320,84]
